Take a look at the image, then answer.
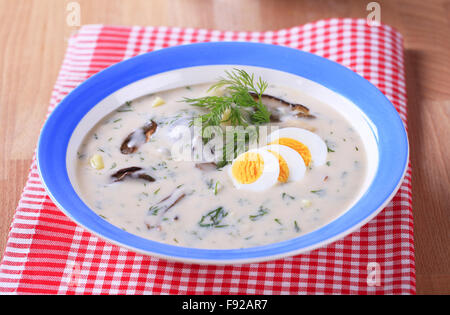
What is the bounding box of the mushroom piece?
[144,187,186,230]
[120,120,158,154]
[250,92,315,120]
[195,162,217,171]
[111,167,156,182]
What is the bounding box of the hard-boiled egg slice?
[228,149,280,192]
[267,127,327,166]
[264,144,306,182]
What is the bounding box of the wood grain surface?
[0,0,448,294]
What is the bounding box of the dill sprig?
[198,207,229,228]
[184,69,271,127]
[249,206,270,221]
[184,69,272,168]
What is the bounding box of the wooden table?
[0,0,448,294]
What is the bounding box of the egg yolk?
[267,150,289,183]
[270,137,312,166]
[231,152,265,184]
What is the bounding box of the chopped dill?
[249,206,269,221]
[282,192,295,200]
[148,205,160,216]
[198,207,228,228]
[294,221,301,233]
[310,189,326,197]
[214,181,220,195]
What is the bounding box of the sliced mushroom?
[111,167,156,182]
[120,120,158,154]
[250,92,315,120]
[144,187,186,230]
[195,162,217,171]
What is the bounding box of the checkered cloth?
[0,19,414,294]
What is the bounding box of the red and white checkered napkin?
[0,19,414,294]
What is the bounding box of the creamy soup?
[75,81,367,249]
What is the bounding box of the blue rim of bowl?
[37,42,409,264]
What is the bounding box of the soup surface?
[75,81,367,249]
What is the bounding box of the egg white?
[267,127,328,166]
[263,144,306,182]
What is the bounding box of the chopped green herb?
[153,188,161,195]
[113,118,122,123]
[310,189,326,197]
[274,218,282,225]
[282,192,295,200]
[216,160,230,169]
[325,140,335,152]
[326,161,331,166]
[294,220,301,233]
[214,181,220,195]
[110,162,117,170]
[157,161,168,169]
[249,206,269,221]
[148,205,160,216]
[117,101,132,112]
[198,207,228,228]
[206,178,214,189]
